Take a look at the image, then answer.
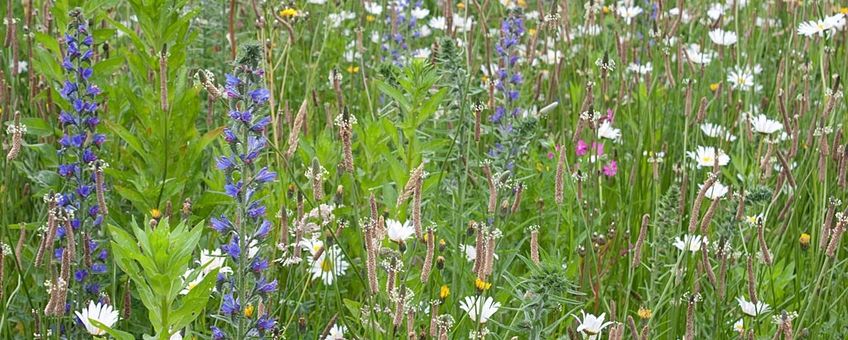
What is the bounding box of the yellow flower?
[346,65,359,74]
[528,28,537,36]
[841,7,848,15]
[279,8,297,18]
[439,285,450,300]
[244,303,255,318]
[637,306,653,319]
[457,2,465,10]
[602,6,611,14]
[150,208,161,219]
[366,15,375,22]
[799,232,811,250]
[475,278,492,291]
[709,83,720,92]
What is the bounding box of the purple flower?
[246,201,266,219]
[254,220,271,239]
[254,167,276,184]
[224,182,242,199]
[251,258,269,273]
[217,156,235,171]
[92,263,107,274]
[210,215,233,233]
[248,88,270,104]
[255,277,277,294]
[221,236,241,260]
[211,326,226,340]
[220,294,240,316]
[256,314,276,333]
[74,269,89,282]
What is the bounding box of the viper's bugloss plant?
[209,43,277,338]
[38,9,110,326]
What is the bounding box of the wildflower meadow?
[2,0,848,339]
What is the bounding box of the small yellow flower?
[517,0,527,7]
[439,285,450,300]
[744,215,758,225]
[528,28,537,36]
[475,277,492,291]
[346,65,359,74]
[602,6,611,14]
[457,2,465,10]
[244,303,255,318]
[841,7,848,15]
[637,306,653,319]
[366,15,375,22]
[709,83,720,92]
[150,208,161,219]
[799,232,811,250]
[279,8,298,18]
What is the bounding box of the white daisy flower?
[597,121,622,141]
[386,219,415,243]
[700,123,737,142]
[701,180,728,200]
[616,5,643,25]
[310,244,349,285]
[727,66,755,91]
[687,146,730,168]
[626,62,652,75]
[459,296,501,323]
[749,114,783,134]
[736,296,770,317]
[429,16,446,30]
[709,29,738,46]
[74,301,120,336]
[364,2,383,15]
[325,324,346,339]
[575,310,614,339]
[411,7,429,20]
[673,234,707,252]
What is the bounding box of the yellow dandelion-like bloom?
[346,65,359,74]
[637,306,653,319]
[799,232,811,249]
[709,83,720,91]
[528,28,537,36]
[366,15,375,22]
[475,278,492,291]
[602,6,611,14]
[457,2,465,10]
[150,208,161,219]
[244,303,255,318]
[841,7,848,15]
[279,8,298,18]
[439,285,450,300]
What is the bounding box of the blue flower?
[220,294,240,316]
[251,258,269,273]
[224,182,242,199]
[74,269,89,282]
[221,236,241,260]
[210,326,226,340]
[248,88,270,104]
[254,220,271,239]
[254,168,276,184]
[246,201,266,219]
[256,314,276,333]
[210,215,233,233]
[255,277,277,294]
[92,263,107,274]
[217,156,235,171]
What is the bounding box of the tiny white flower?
[700,122,737,142]
[626,62,652,75]
[727,66,756,91]
[733,318,745,334]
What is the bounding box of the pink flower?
[576,140,589,156]
[593,142,605,156]
[603,160,618,177]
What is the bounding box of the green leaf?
[88,319,135,340]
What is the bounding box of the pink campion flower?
[605,108,615,123]
[576,140,589,156]
[593,142,604,156]
[603,160,618,177]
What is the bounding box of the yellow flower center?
[321,258,334,272]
